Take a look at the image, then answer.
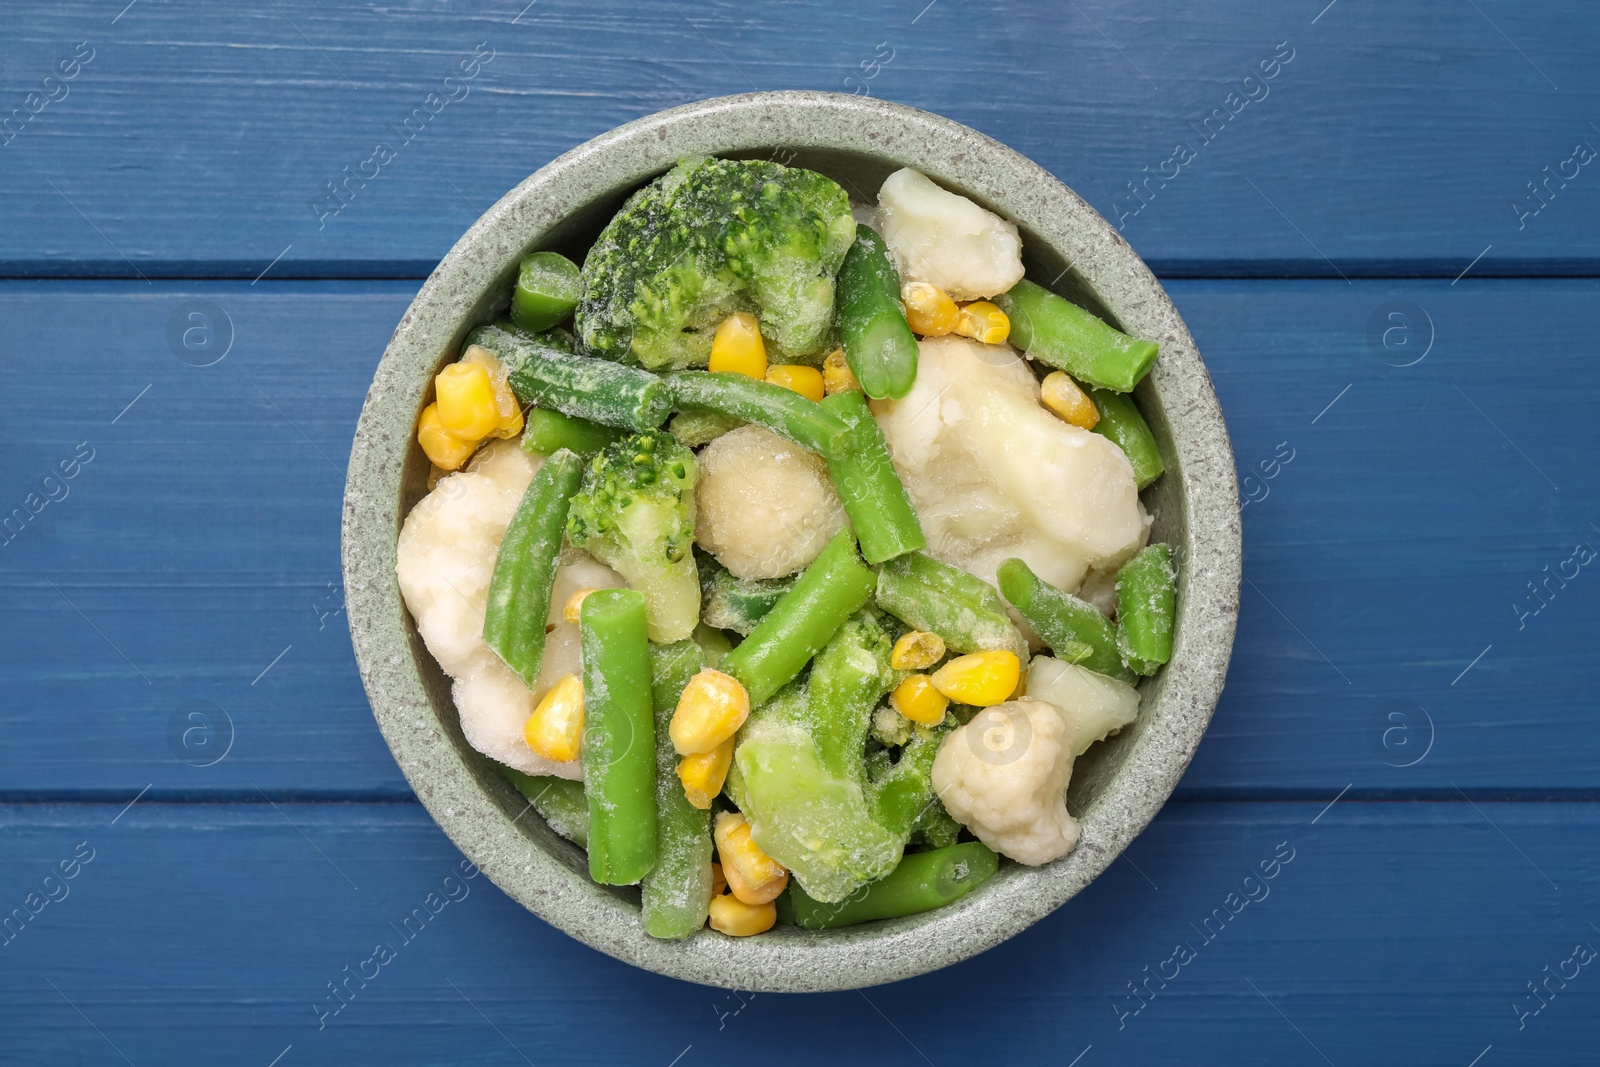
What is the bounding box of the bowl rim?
[342,89,1241,992]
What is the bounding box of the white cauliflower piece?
[694,424,848,579]
[395,438,620,780]
[876,168,1024,301]
[1025,657,1140,756]
[932,698,1078,865]
[872,336,1145,598]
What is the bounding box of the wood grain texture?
[0,800,1595,1064]
[2,1,1598,276]
[2,279,1595,800]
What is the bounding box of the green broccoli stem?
[501,768,588,847]
[720,530,877,707]
[775,842,1000,930]
[818,390,926,565]
[481,449,584,689]
[874,552,1027,660]
[521,408,620,457]
[836,224,920,400]
[468,323,671,431]
[578,589,659,885]
[1115,543,1177,676]
[642,640,714,940]
[997,557,1131,682]
[663,371,851,456]
[995,278,1160,394]
[511,251,581,333]
[1089,387,1166,489]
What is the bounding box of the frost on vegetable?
[576,157,857,370]
[875,168,1024,302]
[1024,657,1141,756]
[872,336,1145,601]
[694,424,847,580]
[396,439,619,779]
[566,429,701,643]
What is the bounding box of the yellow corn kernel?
[822,347,861,395]
[931,649,1021,707]
[902,281,959,336]
[523,673,583,762]
[708,893,776,937]
[714,811,789,906]
[890,674,949,726]
[416,403,479,471]
[765,364,825,403]
[953,300,1011,345]
[670,669,750,755]
[562,587,599,623]
[461,345,524,438]
[1040,371,1100,430]
[711,861,728,898]
[434,361,500,440]
[890,630,946,671]
[676,737,734,810]
[709,311,768,379]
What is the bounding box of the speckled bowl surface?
[342,91,1240,992]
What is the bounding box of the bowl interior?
[349,91,1237,991]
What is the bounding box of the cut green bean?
[1089,387,1165,489]
[664,371,851,455]
[699,556,794,636]
[482,449,584,689]
[720,530,876,706]
[502,769,589,848]
[642,641,714,940]
[875,553,1027,659]
[818,390,926,564]
[836,224,919,400]
[511,251,582,333]
[667,408,743,448]
[1115,543,1176,676]
[996,557,1132,682]
[776,842,999,929]
[996,278,1159,393]
[521,407,620,457]
[579,588,659,885]
[468,323,671,432]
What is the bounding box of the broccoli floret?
[566,429,701,642]
[577,157,857,370]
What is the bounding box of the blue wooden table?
[4,3,1598,1064]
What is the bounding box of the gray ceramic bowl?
[342,91,1240,992]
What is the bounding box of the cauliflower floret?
[694,424,848,580]
[876,168,1024,301]
[396,438,621,779]
[1024,657,1140,756]
[872,336,1145,598]
[932,698,1078,865]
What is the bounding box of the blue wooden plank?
[0,799,1595,1063]
[2,278,1597,799]
[1,1,1598,276]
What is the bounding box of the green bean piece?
[804,611,895,782]
[875,553,1027,660]
[1115,543,1177,676]
[720,530,877,706]
[521,407,620,457]
[482,449,584,688]
[836,224,920,400]
[502,768,589,848]
[667,408,743,448]
[579,588,659,885]
[468,323,671,432]
[642,641,714,940]
[865,722,949,841]
[818,390,926,564]
[996,278,1159,393]
[663,371,851,456]
[776,842,999,929]
[699,555,795,636]
[997,557,1133,682]
[1089,387,1165,489]
[511,251,582,333]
